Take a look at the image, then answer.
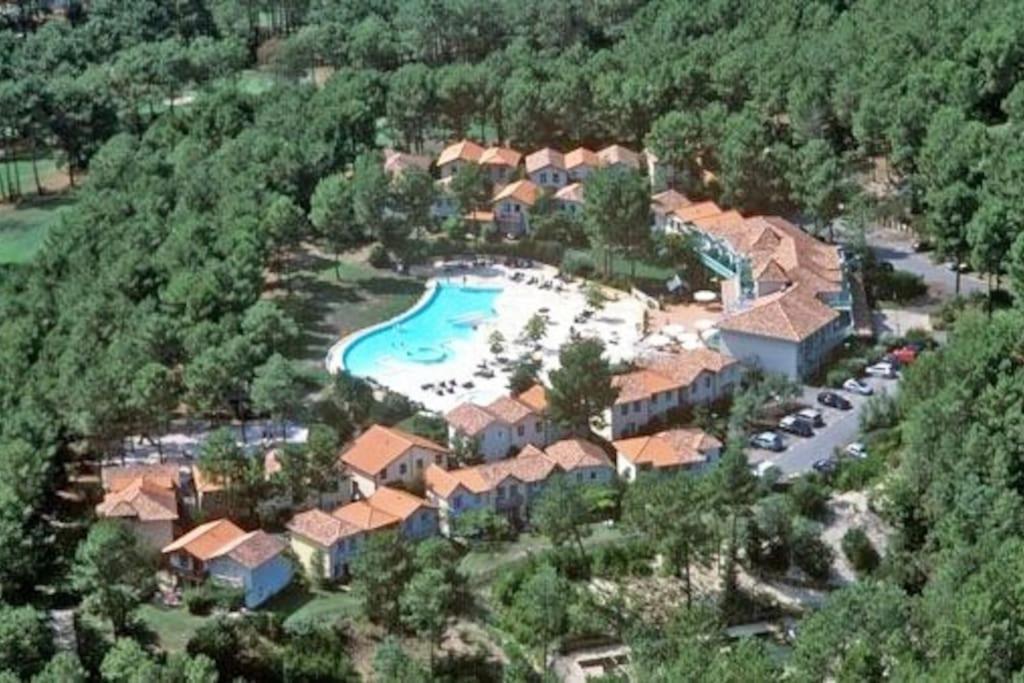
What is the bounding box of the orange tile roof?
[425,448,560,498]
[612,369,680,404]
[564,147,599,170]
[341,425,448,477]
[651,189,692,215]
[364,486,434,521]
[216,530,286,569]
[516,384,548,412]
[543,438,613,470]
[486,396,535,424]
[446,402,499,436]
[641,348,739,386]
[753,258,790,283]
[96,478,178,522]
[614,428,721,469]
[384,150,430,175]
[465,210,495,223]
[525,148,566,173]
[333,500,400,534]
[287,508,358,547]
[555,182,584,203]
[102,464,180,492]
[672,201,724,222]
[492,179,540,206]
[717,283,840,342]
[162,519,246,560]
[479,146,522,167]
[437,139,484,166]
[598,144,640,169]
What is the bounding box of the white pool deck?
[326,263,648,413]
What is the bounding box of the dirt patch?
[820,490,891,585]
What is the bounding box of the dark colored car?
[779,416,814,438]
[812,458,837,475]
[817,391,852,410]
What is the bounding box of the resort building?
[383,149,430,177]
[479,146,522,185]
[437,139,484,178]
[444,385,556,461]
[492,179,540,235]
[597,144,642,172]
[555,182,585,215]
[650,189,691,230]
[431,176,457,219]
[97,464,183,549]
[659,205,850,379]
[340,424,449,497]
[161,519,293,608]
[525,148,568,189]
[606,348,742,439]
[287,486,438,580]
[564,147,600,182]
[190,465,228,515]
[424,438,614,534]
[614,428,723,481]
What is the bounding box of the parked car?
[750,431,785,451]
[818,391,852,410]
[912,239,933,252]
[946,260,969,272]
[754,461,782,479]
[844,442,868,459]
[796,408,825,428]
[866,362,897,379]
[889,346,918,365]
[812,458,837,475]
[779,415,814,438]
[843,378,874,395]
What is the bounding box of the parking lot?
[746,376,899,477]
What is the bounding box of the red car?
[890,346,918,365]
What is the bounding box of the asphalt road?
[748,376,898,477]
[868,232,986,298]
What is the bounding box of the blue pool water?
[341,283,502,376]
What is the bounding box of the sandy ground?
[107,419,308,467]
[820,490,891,585]
[326,263,648,413]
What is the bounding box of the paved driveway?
[868,232,985,298]
[747,377,898,477]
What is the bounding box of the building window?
[510,484,519,496]
[633,401,641,413]
[435,454,443,465]
[399,463,407,475]
[620,405,628,416]
[514,204,520,213]
[540,172,547,184]
[535,422,542,433]
[590,471,597,480]
[552,172,560,183]
[651,393,658,405]
[517,425,525,436]
[705,377,711,389]
[576,472,583,482]
[416,459,423,469]
[497,486,505,499]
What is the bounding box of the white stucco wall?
[718,330,800,379]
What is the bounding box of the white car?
[865,362,897,379]
[754,461,782,478]
[843,378,873,395]
[797,408,825,427]
[844,442,868,459]
[750,431,785,452]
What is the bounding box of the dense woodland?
[3,0,1024,680]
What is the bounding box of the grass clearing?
[565,247,676,282]
[2,154,58,194]
[266,583,363,628]
[137,603,211,653]
[0,193,76,264]
[276,247,425,368]
[460,524,628,582]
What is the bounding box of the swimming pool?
[340,283,502,376]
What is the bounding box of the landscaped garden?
[0,193,76,265]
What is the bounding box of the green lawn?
[0,193,76,265]
[278,249,425,367]
[138,585,363,653]
[137,603,211,653]
[460,524,628,581]
[565,247,676,282]
[2,154,58,194]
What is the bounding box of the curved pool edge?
[325,280,439,375]
[324,279,505,376]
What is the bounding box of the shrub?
[368,244,391,269]
[591,539,654,578]
[841,527,880,574]
[562,251,596,277]
[860,393,900,432]
[788,477,830,521]
[184,584,216,615]
[870,268,926,303]
[791,519,834,581]
[212,585,244,611]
